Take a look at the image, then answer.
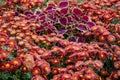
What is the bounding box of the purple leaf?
[77,24,87,31]
[82,15,89,22]
[74,34,82,37]
[39,15,46,21]
[58,1,69,8]
[49,16,56,21]
[36,26,43,32]
[48,3,56,8]
[47,9,56,14]
[58,29,67,34]
[72,8,82,16]
[73,15,79,21]
[43,22,50,27]
[67,17,72,23]
[78,37,85,42]
[87,22,95,28]
[46,6,53,11]
[60,18,67,25]
[48,25,55,29]
[69,37,76,42]
[30,15,36,19]
[25,11,33,16]
[35,11,41,15]
[60,8,68,15]
[47,29,53,34]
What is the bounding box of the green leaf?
[77,0,86,2]
[13,75,20,80]
[43,0,48,6]
[103,57,115,73]
[8,53,17,60]
[47,73,53,80]
[0,0,4,6]
[0,71,12,80]
[8,55,14,60]
[21,73,32,80]
[15,69,22,79]
[111,18,119,24]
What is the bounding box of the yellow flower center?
[86,75,91,79]
[21,23,25,26]
[2,52,7,57]
[13,60,18,65]
[34,70,38,74]
[53,47,57,51]
[45,67,49,71]
[74,77,78,80]
[0,38,5,41]
[64,75,69,78]
[6,63,10,68]
[10,41,14,45]
[27,61,31,66]
[23,67,27,71]
[54,60,58,63]
[109,38,113,41]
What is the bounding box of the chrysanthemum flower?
[32,67,41,76]
[11,58,21,68]
[23,59,35,70]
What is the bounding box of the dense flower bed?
[0,0,120,80]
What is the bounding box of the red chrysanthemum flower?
[93,60,103,69]
[107,35,116,42]
[32,67,41,76]
[7,39,17,48]
[23,59,35,70]
[0,51,9,59]
[11,58,21,68]
[22,66,28,73]
[4,62,11,71]
[31,75,45,80]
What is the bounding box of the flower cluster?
[3,0,45,10]
[0,0,120,80]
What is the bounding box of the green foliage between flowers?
[0,0,4,6]
[0,69,32,80]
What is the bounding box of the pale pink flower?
[31,75,45,80]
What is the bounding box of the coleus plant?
[24,1,96,42]
[0,0,120,80]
